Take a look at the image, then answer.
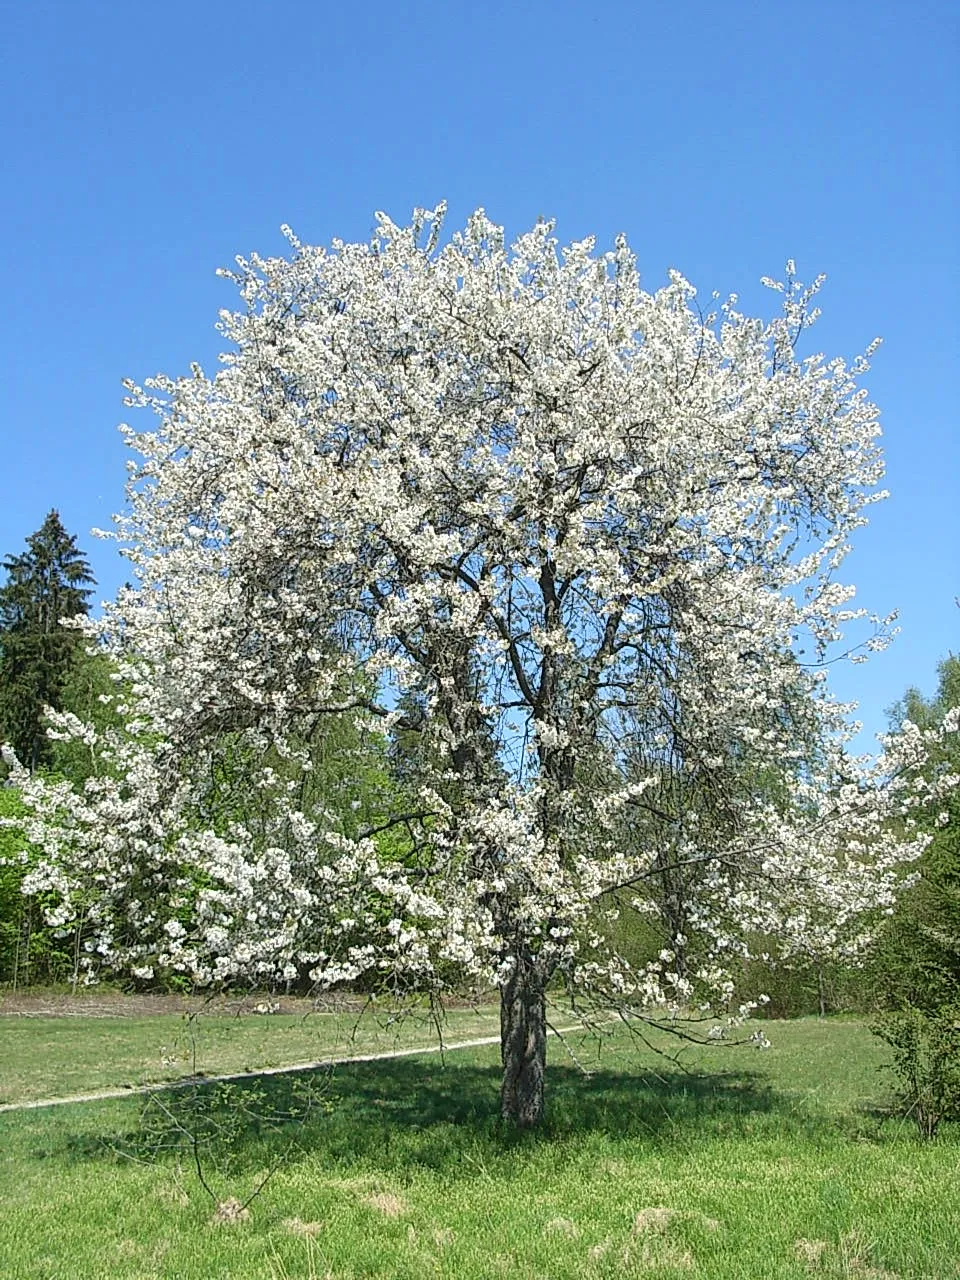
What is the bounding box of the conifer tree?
[0,511,95,770]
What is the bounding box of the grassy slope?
[0,1018,958,1279]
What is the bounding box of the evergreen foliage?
[0,511,95,771]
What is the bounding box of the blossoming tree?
[8,206,953,1127]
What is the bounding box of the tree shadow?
[56,1047,786,1179]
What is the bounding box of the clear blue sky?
[1,0,956,749]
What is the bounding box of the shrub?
[873,1006,960,1139]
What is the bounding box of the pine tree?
[0,511,95,770]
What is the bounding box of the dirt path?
[0,1024,583,1115]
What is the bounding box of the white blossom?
[3,206,953,1025]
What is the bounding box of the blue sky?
[1,0,956,748]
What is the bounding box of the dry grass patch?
[284,1216,324,1238]
[795,1238,830,1265]
[619,1205,723,1275]
[794,1231,902,1278]
[633,1205,682,1233]
[210,1197,251,1225]
[361,1189,407,1217]
[543,1215,580,1237]
[633,1206,720,1234]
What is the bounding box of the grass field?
[1,1010,958,1279]
[0,1000,504,1106]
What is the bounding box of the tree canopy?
[9,208,955,1126]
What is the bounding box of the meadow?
[0,1007,957,1279]
[0,998,503,1108]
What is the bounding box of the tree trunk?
[499,960,547,1128]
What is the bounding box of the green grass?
[1,1016,958,1279]
[0,1002,503,1105]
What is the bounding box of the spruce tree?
[0,511,95,770]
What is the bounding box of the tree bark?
[499,959,547,1127]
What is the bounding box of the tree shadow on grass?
[56,1048,787,1180]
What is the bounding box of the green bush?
[872,1006,960,1139]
